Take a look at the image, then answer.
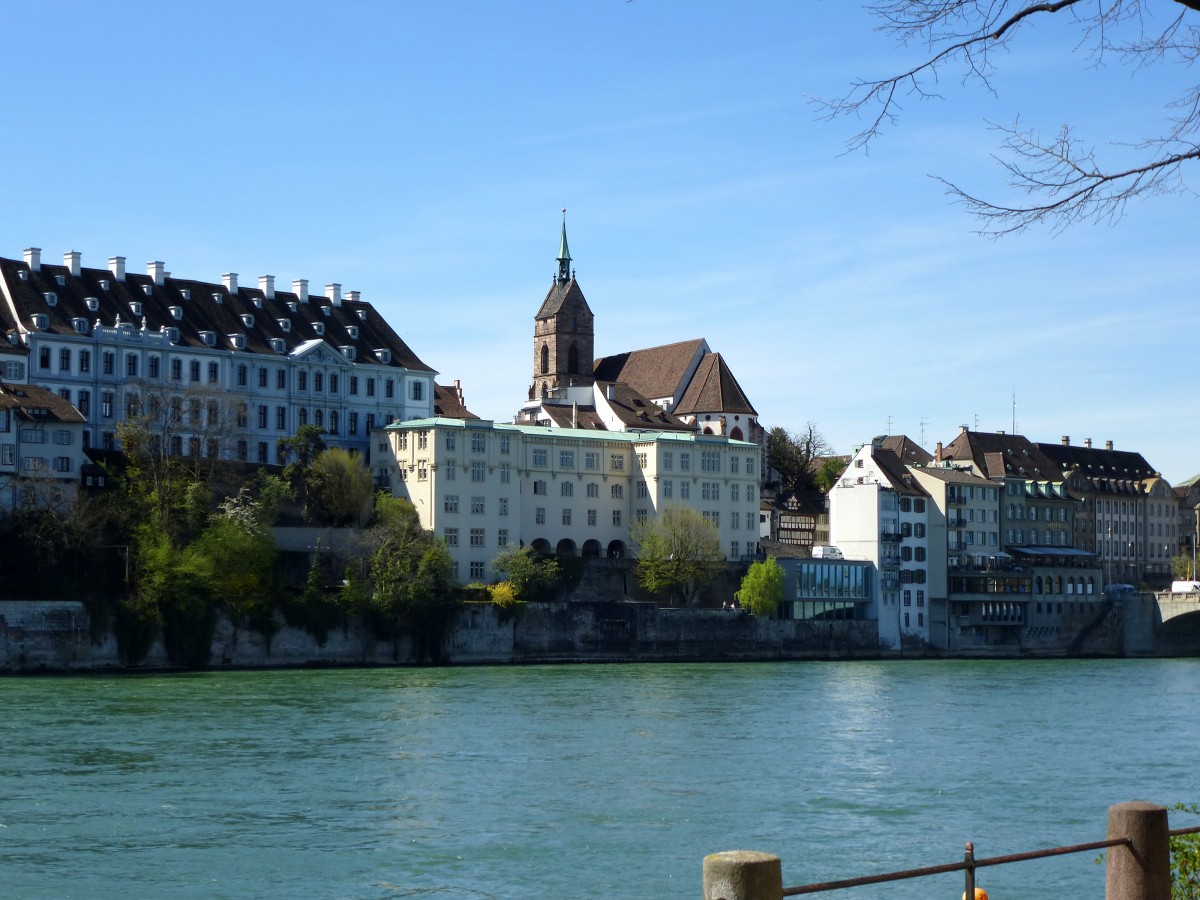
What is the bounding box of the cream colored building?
[375,417,761,582]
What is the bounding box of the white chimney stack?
[23,248,41,272]
[346,290,360,303]
[109,256,126,281]
[293,279,308,302]
[64,251,81,277]
[325,283,342,306]
[147,261,165,286]
[259,275,275,300]
[223,273,238,294]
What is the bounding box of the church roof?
[433,383,478,419]
[673,352,757,416]
[534,277,589,320]
[593,338,706,402]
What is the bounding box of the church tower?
[529,211,595,400]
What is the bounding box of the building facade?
[0,382,88,511]
[376,417,761,582]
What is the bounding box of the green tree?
[736,556,785,616]
[277,424,327,517]
[491,546,562,601]
[768,423,834,494]
[824,1,1200,234]
[1171,555,1195,581]
[131,522,217,667]
[631,507,724,607]
[814,457,847,493]
[309,447,374,527]
[194,516,280,640]
[1171,803,1200,899]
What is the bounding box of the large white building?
[376,417,761,583]
[0,248,437,463]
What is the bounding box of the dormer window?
[142,284,153,296]
[98,279,109,291]
[240,313,254,328]
[169,306,184,320]
[270,338,287,353]
[340,346,356,361]
[253,297,263,309]
[287,301,298,312]
[43,291,57,306]
[128,301,142,316]
[376,349,392,364]
[200,331,217,346]
[180,288,191,300]
[17,270,28,282]
[321,306,332,317]
[167,327,181,343]
[72,318,89,334]
[356,309,367,321]
[312,322,325,336]
[229,334,247,350]
[86,297,100,311]
[212,293,223,304]
[32,313,49,330]
[346,325,359,339]
[55,274,66,286]
[278,319,291,332]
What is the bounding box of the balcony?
[880,530,900,542]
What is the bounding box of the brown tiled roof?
[433,383,478,419]
[540,404,608,430]
[596,381,694,431]
[1035,441,1158,485]
[0,382,84,423]
[673,352,757,416]
[593,338,706,402]
[872,448,929,497]
[0,256,434,373]
[941,430,1064,481]
[881,435,932,466]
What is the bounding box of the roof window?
[17,270,28,282]
[340,346,356,361]
[229,334,247,350]
[312,322,325,336]
[43,291,57,306]
[241,313,254,328]
[142,284,153,296]
[200,331,217,346]
[376,348,392,364]
[346,325,359,339]
[356,309,367,321]
[212,293,223,305]
[128,301,142,317]
[169,306,184,320]
[278,319,291,332]
[72,318,89,334]
[270,338,287,353]
[86,297,100,311]
[167,327,181,343]
[98,279,110,291]
[180,288,191,300]
[55,275,66,286]
[32,313,49,330]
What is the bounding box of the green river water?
[2,659,1198,899]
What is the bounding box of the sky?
[2,1,1197,482]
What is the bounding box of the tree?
[631,507,725,607]
[1171,554,1195,581]
[768,424,835,494]
[736,556,785,616]
[823,1,1200,234]
[277,425,327,517]
[1171,803,1200,899]
[309,448,374,527]
[814,457,847,493]
[491,546,562,601]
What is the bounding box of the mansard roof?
[673,352,757,416]
[941,430,1065,481]
[1034,440,1159,485]
[0,382,84,423]
[0,255,434,373]
[593,338,707,402]
[534,277,591,320]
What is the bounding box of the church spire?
[556,208,572,284]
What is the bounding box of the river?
[2,659,1198,899]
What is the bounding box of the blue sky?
[2,2,1196,481]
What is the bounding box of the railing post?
[1106,801,1171,900]
[703,850,782,900]
[963,841,976,898]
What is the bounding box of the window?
[277,368,287,390]
[499,497,509,516]
[257,442,268,463]
[258,368,268,388]
[560,450,575,468]
[533,480,547,495]
[23,456,45,471]
[701,449,720,472]
[471,496,485,514]
[663,480,673,499]
[445,432,456,451]
[610,454,624,471]
[662,452,673,471]
[148,356,160,378]
[611,484,623,499]
[637,481,648,499]
[125,394,139,418]
[680,481,690,500]
[79,351,90,374]
[535,507,546,525]
[37,347,50,371]
[903,590,912,607]
[731,541,740,558]
[365,377,376,397]
[417,431,428,449]
[680,452,691,472]
[348,411,358,435]
[746,456,755,475]
[417,462,427,481]
[237,440,248,461]
[21,429,47,444]
[0,445,12,465]
[313,372,323,393]
[472,434,486,453]
[497,529,509,547]
[585,452,598,470]
[562,509,572,526]
[444,527,459,546]
[258,405,268,429]
[730,456,739,475]
[189,360,200,382]
[445,462,456,481]
[277,406,287,430]
[612,510,622,527]
[171,359,182,381]
[470,528,485,547]
[532,449,547,466]
[468,560,485,580]
[500,463,510,483]
[635,509,647,524]
[101,392,114,418]
[59,348,71,372]
[637,452,648,469]
[586,482,599,498]
[78,391,90,417]
[411,381,422,401]
[732,512,740,530]
[588,509,597,526]
[917,590,925,607]
[500,436,510,454]
[103,352,115,375]
[208,361,219,383]
[384,379,394,399]
[561,481,574,497]
[914,523,926,538]
[298,371,307,391]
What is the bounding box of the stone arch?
[607,540,626,559]
[729,426,744,441]
[556,538,577,557]
[582,539,602,558]
[531,538,552,555]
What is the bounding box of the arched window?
[329,411,339,435]
[567,342,579,374]
[314,409,324,429]
[299,408,308,427]
[540,343,550,375]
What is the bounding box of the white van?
[1171,581,1200,593]
[811,546,844,560]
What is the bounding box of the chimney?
[222,273,238,294]
[935,441,943,462]
[64,251,81,277]
[293,279,309,302]
[1061,435,1070,446]
[346,290,360,303]
[108,256,126,281]
[1084,438,1092,449]
[147,261,165,286]
[960,424,969,434]
[23,247,41,272]
[572,402,579,429]
[259,275,275,300]
[325,283,342,306]
[1106,440,1113,451]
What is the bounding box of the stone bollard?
[1106,801,1171,900]
[703,850,782,900]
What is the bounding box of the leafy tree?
[309,447,374,526]
[488,581,520,609]
[194,516,280,640]
[1171,554,1195,581]
[823,1,1200,234]
[768,424,835,494]
[814,457,847,494]
[1171,803,1200,899]
[277,424,327,517]
[131,522,218,668]
[736,556,785,616]
[631,507,725,607]
[491,546,562,601]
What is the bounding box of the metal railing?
[702,803,1200,900]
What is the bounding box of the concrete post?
[703,850,782,900]
[1106,801,1171,900]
